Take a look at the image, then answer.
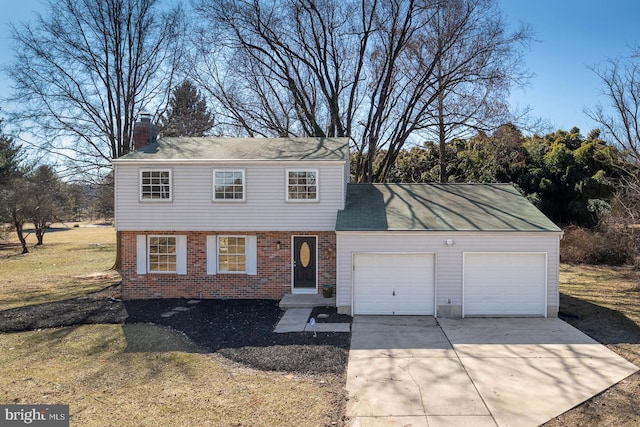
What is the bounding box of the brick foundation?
[119,231,336,300]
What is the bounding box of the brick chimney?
[132,113,158,151]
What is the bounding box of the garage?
[336,183,562,317]
[353,253,435,315]
[464,253,547,317]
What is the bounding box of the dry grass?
[0,224,119,310]
[543,263,640,426]
[560,263,640,327]
[0,225,347,426]
[0,324,344,426]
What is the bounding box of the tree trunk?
[35,228,44,245]
[112,230,122,271]
[438,91,447,183]
[14,220,28,254]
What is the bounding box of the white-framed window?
[286,169,318,201]
[213,170,245,201]
[148,236,177,273]
[218,236,246,273]
[136,235,187,275]
[140,169,172,201]
[206,235,257,275]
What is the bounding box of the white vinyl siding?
[136,235,186,275]
[336,231,560,317]
[116,163,344,231]
[206,235,257,275]
[140,169,172,201]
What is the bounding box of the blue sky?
[499,0,640,135]
[1,0,639,137]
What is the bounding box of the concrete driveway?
[346,317,638,427]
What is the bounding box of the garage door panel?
[354,253,434,315]
[464,253,546,317]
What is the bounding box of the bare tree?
[27,165,67,246]
[422,0,531,182]
[587,48,640,165]
[7,0,186,176]
[192,0,366,139]
[192,0,530,182]
[587,47,640,227]
[94,172,115,220]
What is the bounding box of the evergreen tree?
[159,80,214,137]
[0,121,29,253]
[0,120,22,187]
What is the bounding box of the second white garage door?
[464,253,547,317]
[353,253,435,315]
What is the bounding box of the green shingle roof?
[115,137,349,162]
[336,183,561,232]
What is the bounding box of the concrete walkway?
[273,308,351,333]
[346,317,638,427]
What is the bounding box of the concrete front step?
[279,293,336,309]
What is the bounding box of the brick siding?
[119,231,336,300]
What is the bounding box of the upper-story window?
[140,169,172,201]
[214,170,245,201]
[287,170,318,201]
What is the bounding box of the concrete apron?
[346,317,638,427]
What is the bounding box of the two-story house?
[114,124,562,318]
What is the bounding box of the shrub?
[561,226,634,265]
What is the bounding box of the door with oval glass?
[292,236,317,293]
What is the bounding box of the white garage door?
[464,253,546,317]
[353,253,435,315]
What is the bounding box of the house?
[113,127,562,317]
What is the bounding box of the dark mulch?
[310,306,352,323]
[0,299,128,332]
[125,299,350,374]
[0,295,351,375]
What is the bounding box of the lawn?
[543,263,640,426]
[0,224,119,310]
[0,324,344,426]
[0,225,347,426]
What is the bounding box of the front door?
[293,236,317,293]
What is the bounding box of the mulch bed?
[0,299,128,332]
[310,306,352,323]
[0,294,351,375]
